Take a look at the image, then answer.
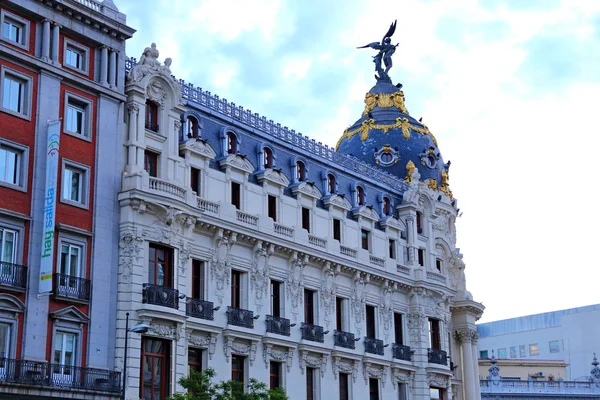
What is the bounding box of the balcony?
[480,379,600,395]
[428,348,448,365]
[53,274,91,302]
[0,261,27,291]
[301,323,325,343]
[334,330,355,349]
[364,337,384,355]
[266,315,291,336]
[186,298,214,320]
[227,306,254,329]
[392,343,412,361]
[0,358,120,393]
[143,283,179,310]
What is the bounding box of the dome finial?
[357,20,399,84]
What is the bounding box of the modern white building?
[115,39,485,400]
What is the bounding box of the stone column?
[108,49,117,87]
[126,103,139,169]
[457,328,477,400]
[99,46,108,85]
[471,331,482,399]
[41,20,51,60]
[51,23,61,64]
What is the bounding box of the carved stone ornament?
[352,205,380,222]
[407,308,427,347]
[351,272,367,335]
[141,205,196,245]
[128,43,178,87]
[392,369,414,389]
[454,328,476,344]
[299,350,327,378]
[291,181,322,200]
[332,356,359,383]
[363,361,388,387]
[428,373,449,389]
[256,168,290,187]
[141,318,180,340]
[251,241,274,313]
[179,241,192,275]
[186,329,217,360]
[263,344,294,372]
[320,263,338,329]
[380,281,393,342]
[211,231,236,305]
[146,80,167,109]
[286,253,307,322]
[223,337,257,366]
[118,229,144,282]
[591,354,600,382]
[323,194,352,211]
[487,352,501,382]
[218,154,255,175]
[180,138,217,160]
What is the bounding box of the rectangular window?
[0,322,11,360]
[529,343,539,356]
[339,372,349,400]
[2,73,26,114]
[65,95,91,138]
[188,348,203,374]
[428,318,441,350]
[53,331,76,367]
[416,212,423,234]
[435,259,442,272]
[191,259,205,300]
[333,218,341,242]
[148,244,172,287]
[268,195,277,221]
[144,151,158,177]
[302,207,310,232]
[60,243,81,278]
[519,345,526,357]
[479,350,488,359]
[0,227,17,263]
[231,182,241,209]
[429,387,444,400]
[361,229,369,251]
[141,338,170,400]
[190,167,200,195]
[271,280,282,318]
[389,239,396,259]
[369,378,379,400]
[62,165,85,204]
[398,383,408,400]
[510,346,517,358]
[366,305,376,339]
[231,270,242,308]
[65,44,86,71]
[304,288,315,324]
[549,340,560,353]
[336,297,347,331]
[418,249,425,266]
[497,348,507,359]
[231,355,245,384]
[394,312,404,344]
[306,367,316,400]
[0,144,22,187]
[145,100,159,132]
[1,11,29,50]
[270,361,281,390]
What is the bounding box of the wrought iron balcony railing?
[392,343,412,361]
[53,274,91,302]
[227,306,254,329]
[428,348,448,365]
[266,315,291,336]
[334,330,355,349]
[364,337,384,355]
[142,283,179,310]
[0,261,27,290]
[186,298,214,320]
[0,358,120,392]
[301,323,324,343]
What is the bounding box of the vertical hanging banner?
[39,120,61,294]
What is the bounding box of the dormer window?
[296,161,306,181]
[383,197,391,216]
[263,147,273,169]
[227,132,237,154]
[327,174,336,194]
[186,116,198,138]
[356,186,365,206]
[145,100,158,132]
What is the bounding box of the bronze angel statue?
[357,20,398,83]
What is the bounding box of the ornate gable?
[323,194,352,211]
[256,168,290,188]
[219,154,255,175]
[291,181,322,200]
[51,306,89,324]
[179,138,217,160]
[352,205,380,222]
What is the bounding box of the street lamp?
[122,312,149,400]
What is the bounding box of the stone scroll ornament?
[210,230,236,305]
[357,20,399,84]
[380,280,394,341]
[118,229,143,282]
[351,271,367,335]
[320,263,339,329]
[286,252,307,322]
[250,241,274,314]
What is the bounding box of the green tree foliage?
[167,368,289,400]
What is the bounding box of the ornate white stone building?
[116,43,484,400]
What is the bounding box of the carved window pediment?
[186,328,218,360]
[256,168,290,188]
[298,346,329,378]
[223,331,259,366]
[352,205,380,222]
[379,216,405,231]
[362,358,390,387]
[0,294,25,315]
[331,352,361,383]
[51,305,89,324]
[218,154,255,175]
[291,181,322,200]
[263,340,295,372]
[179,138,216,160]
[323,194,352,211]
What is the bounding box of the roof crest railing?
[125,57,409,193]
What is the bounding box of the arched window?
[296,161,306,181]
[381,152,393,163]
[227,132,237,154]
[383,197,391,216]
[356,186,365,206]
[327,174,336,194]
[186,116,198,138]
[263,147,273,169]
[145,100,159,132]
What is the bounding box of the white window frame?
[59,243,82,278]
[60,160,90,209]
[0,139,28,191]
[0,321,11,359]
[63,38,89,74]
[64,92,92,140]
[0,226,17,264]
[0,66,32,119]
[0,10,29,50]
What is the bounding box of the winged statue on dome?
[357,20,398,83]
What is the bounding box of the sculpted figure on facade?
[211,230,236,305]
[118,228,144,282]
[250,241,274,313]
[351,271,367,335]
[178,240,192,275]
[320,263,338,329]
[286,252,307,322]
[128,42,174,83]
[380,280,394,341]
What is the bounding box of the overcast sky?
[116,0,600,323]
